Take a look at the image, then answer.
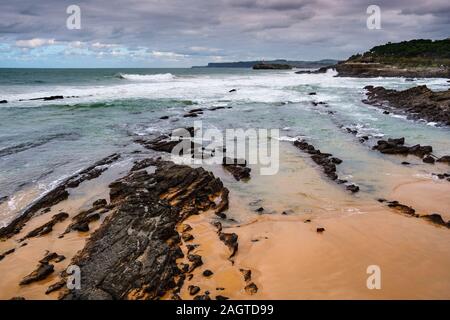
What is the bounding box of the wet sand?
[1,143,449,300]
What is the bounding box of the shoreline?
[1,136,449,300]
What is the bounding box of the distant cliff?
[192,59,338,69]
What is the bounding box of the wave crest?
[117,73,175,82]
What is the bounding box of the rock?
[423,155,435,164]
[229,89,237,93]
[437,156,450,164]
[188,254,203,272]
[131,158,158,172]
[421,214,450,228]
[0,248,15,261]
[159,116,169,120]
[316,228,325,233]
[219,232,238,258]
[240,269,252,282]
[222,157,251,181]
[0,100,7,104]
[93,199,107,208]
[183,113,198,118]
[244,282,258,295]
[309,92,317,95]
[65,209,100,234]
[21,212,69,240]
[25,95,64,101]
[373,138,433,159]
[304,219,311,223]
[202,270,213,277]
[62,160,228,300]
[194,294,211,300]
[363,85,450,126]
[401,162,410,165]
[46,280,66,294]
[39,252,65,264]
[20,263,54,285]
[209,106,226,111]
[346,184,360,193]
[216,295,229,300]
[383,111,390,114]
[188,285,200,296]
[10,297,25,300]
[387,201,416,216]
[182,232,194,242]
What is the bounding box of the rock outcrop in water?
[61,160,230,300]
[372,137,434,161]
[363,85,450,126]
[293,139,359,193]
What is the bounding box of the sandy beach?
[1,139,449,300]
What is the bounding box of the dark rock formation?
[363,85,450,126]
[333,63,450,78]
[372,137,433,159]
[21,212,69,241]
[20,263,54,286]
[46,280,66,295]
[386,200,417,216]
[219,232,238,258]
[437,156,450,165]
[188,285,200,295]
[293,139,359,192]
[39,252,66,264]
[0,248,15,261]
[421,214,450,228]
[244,282,258,295]
[62,159,229,300]
[222,157,251,181]
[202,269,213,277]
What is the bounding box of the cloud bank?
[0,0,449,67]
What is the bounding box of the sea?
[0,67,449,226]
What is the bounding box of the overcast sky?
[0,0,449,67]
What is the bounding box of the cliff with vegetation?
[329,39,450,78]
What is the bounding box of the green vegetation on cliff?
[348,39,450,67]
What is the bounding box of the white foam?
[118,73,175,82]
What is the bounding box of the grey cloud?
[0,0,449,65]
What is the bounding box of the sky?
[0,0,449,68]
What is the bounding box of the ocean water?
[0,67,449,225]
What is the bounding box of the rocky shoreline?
[363,85,450,126]
[61,160,232,300]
